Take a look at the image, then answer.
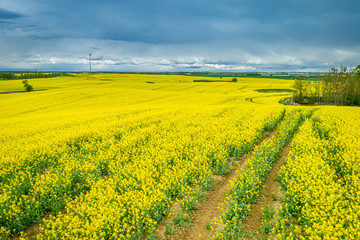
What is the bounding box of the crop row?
[273,107,360,239]
[0,108,180,237]
[37,107,282,239]
[1,106,283,239]
[214,109,313,239]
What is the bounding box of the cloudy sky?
[0,0,359,72]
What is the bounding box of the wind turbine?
[88,47,98,73]
[88,50,93,73]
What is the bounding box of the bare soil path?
[167,130,278,240]
[170,158,245,240]
[11,211,52,240]
[242,140,292,239]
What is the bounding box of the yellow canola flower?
[275,107,360,239]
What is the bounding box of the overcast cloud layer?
[0,0,359,72]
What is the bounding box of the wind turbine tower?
[88,52,92,73]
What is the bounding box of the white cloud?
[0,36,360,71]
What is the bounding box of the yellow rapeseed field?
[0,73,359,239]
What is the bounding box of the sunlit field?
[0,74,359,239]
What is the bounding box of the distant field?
[0,73,358,239]
[183,72,323,80]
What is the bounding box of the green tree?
[294,65,360,106]
[22,79,34,92]
[292,80,305,101]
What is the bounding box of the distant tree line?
[0,70,59,80]
[19,70,45,79]
[292,65,360,106]
[0,72,17,79]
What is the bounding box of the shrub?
[22,79,34,92]
[26,85,33,92]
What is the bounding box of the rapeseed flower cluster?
[274,107,360,239]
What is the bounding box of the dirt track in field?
[242,141,292,239]
[11,211,52,240]
[170,158,245,240]
[161,130,277,240]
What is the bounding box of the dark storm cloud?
[25,0,360,46]
[0,8,26,26]
[40,0,359,46]
[0,0,360,71]
[0,8,25,20]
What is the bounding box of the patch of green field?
[255,89,295,93]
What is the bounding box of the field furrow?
[213,109,313,239]
[167,126,280,240]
